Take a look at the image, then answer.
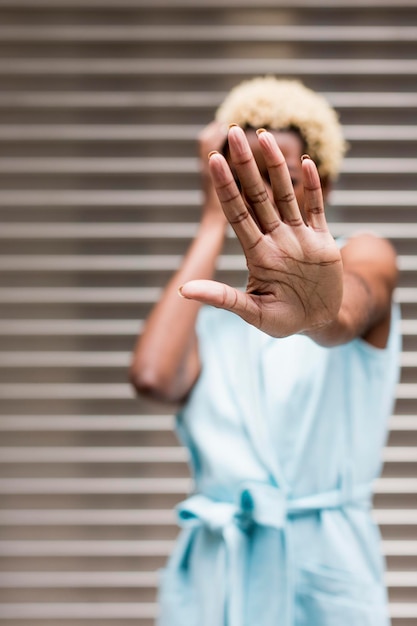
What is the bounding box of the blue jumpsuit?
[158,299,401,626]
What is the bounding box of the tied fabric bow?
[176,481,372,626]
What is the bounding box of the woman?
[131,77,401,626]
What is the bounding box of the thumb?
[180,280,269,332]
[179,279,244,313]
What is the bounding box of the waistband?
[175,480,373,626]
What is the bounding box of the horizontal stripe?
[0,538,415,558]
[2,26,417,43]
[1,91,417,110]
[0,415,173,431]
[0,445,413,463]
[0,254,416,272]
[0,569,415,588]
[0,382,414,400]
[0,446,189,463]
[0,156,416,173]
[0,477,192,494]
[1,124,416,142]
[0,414,413,431]
[0,507,415,526]
[0,602,157,620]
[2,223,417,240]
[0,0,417,8]
[0,318,416,337]
[0,286,415,304]
[0,350,415,368]
[0,601,414,621]
[0,477,413,494]
[2,58,417,76]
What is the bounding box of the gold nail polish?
[256,128,267,135]
[228,123,239,129]
[301,154,311,161]
[208,150,219,159]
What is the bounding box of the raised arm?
[180,125,397,347]
[129,122,228,403]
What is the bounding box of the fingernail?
[228,122,239,129]
[178,285,185,298]
[256,128,267,135]
[301,154,311,161]
[228,124,247,153]
[208,150,219,159]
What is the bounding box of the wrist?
[302,308,350,347]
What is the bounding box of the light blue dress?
[158,299,401,626]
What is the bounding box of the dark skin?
[224,127,311,216]
[131,123,397,404]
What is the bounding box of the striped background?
[0,1,417,624]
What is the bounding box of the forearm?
[130,212,227,401]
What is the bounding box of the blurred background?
[0,0,417,624]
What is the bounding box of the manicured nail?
[301,154,312,161]
[178,285,185,298]
[227,124,247,153]
[256,128,278,153]
[208,150,219,159]
[228,122,239,129]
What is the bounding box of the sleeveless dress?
[158,299,401,626]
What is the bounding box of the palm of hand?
[243,224,342,336]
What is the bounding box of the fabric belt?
[176,481,372,626]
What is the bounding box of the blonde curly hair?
[215,76,346,181]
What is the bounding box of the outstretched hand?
[180,125,343,338]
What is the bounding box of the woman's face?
[226,128,311,219]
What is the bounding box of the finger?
[228,125,280,234]
[208,150,262,250]
[301,155,328,232]
[256,129,304,227]
[179,279,262,327]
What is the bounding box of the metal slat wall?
[0,1,417,624]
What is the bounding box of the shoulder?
[341,232,397,264]
[340,232,398,290]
